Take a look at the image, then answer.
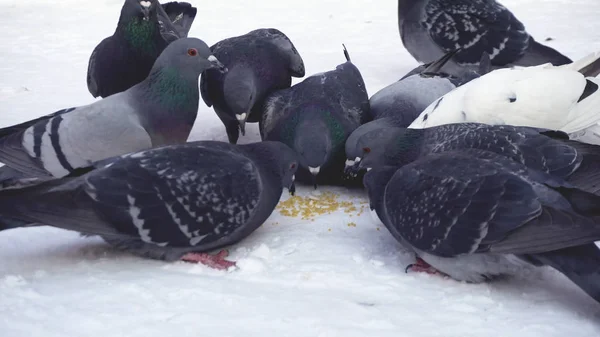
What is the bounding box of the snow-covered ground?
[2,0,600,336]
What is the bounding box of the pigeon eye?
[290,163,296,169]
[187,48,198,56]
[362,147,371,154]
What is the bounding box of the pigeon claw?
[405,257,444,276]
[181,250,237,270]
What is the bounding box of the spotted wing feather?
[423,0,529,65]
[85,144,262,248]
[383,152,542,257]
[421,123,581,178]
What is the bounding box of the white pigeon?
[409,52,600,145]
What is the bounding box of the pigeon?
[0,38,227,180]
[261,46,371,188]
[0,140,298,269]
[87,0,198,98]
[398,0,572,74]
[364,149,600,304]
[344,51,488,174]
[200,28,306,144]
[409,52,600,144]
[353,123,600,195]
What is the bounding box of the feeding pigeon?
[353,123,600,195]
[409,52,600,144]
[87,0,198,98]
[398,0,573,74]
[0,140,298,269]
[261,45,370,188]
[0,38,226,180]
[200,28,306,144]
[344,51,488,174]
[364,149,600,304]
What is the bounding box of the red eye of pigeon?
[363,147,371,154]
[187,48,198,56]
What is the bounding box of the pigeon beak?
[308,166,320,189]
[289,175,296,196]
[208,55,228,73]
[139,1,152,20]
[236,113,248,136]
[344,157,363,177]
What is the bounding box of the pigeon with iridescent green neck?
[200,28,306,144]
[260,46,370,188]
[87,0,198,98]
[0,38,226,180]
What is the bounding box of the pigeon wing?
[423,0,529,65]
[85,144,263,248]
[383,152,542,257]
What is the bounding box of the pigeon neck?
[321,111,347,150]
[241,145,284,196]
[364,167,397,225]
[134,66,200,144]
[117,16,161,56]
[387,128,424,167]
[223,66,257,115]
[144,66,199,110]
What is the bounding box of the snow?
[1,0,600,335]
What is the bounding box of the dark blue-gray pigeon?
[87,0,198,98]
[260,46,371,188]
[0,140,298,269]
[200,28,306,144]
[364,149,600,304]
[0,38,226,180]
[354,123,600,195]
[397,0,572,74]
[344,51,488,174]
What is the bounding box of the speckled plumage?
[261,47,370,187]
[200,28,305,144]
[356,123,600,195]
[397,0,571,74]
[0,141,298,262]
[87,0,198,98]
[364,150,600,303]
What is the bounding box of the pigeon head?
[344,119,395,175]
[223,66,257,135]
[121,0,159,23]
[352,127,402,171]
[294,118,332,189]
[151,38,227,79]
[363,166,398,213]
[241,141,299,195]
[358,127,423,171]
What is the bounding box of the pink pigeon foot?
[405,257,446,276]
[181,250,237,270]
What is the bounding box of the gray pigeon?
[364,149,600,304]
[200,28,306,144]
[260,46,371,188]
[0,38,226,180]
[87,0,198,98]
[0,140,298,269]
[344,51,488,175]
[354,123,600,195]
[398,0,572,74]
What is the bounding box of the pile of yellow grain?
[277,191,368,220]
